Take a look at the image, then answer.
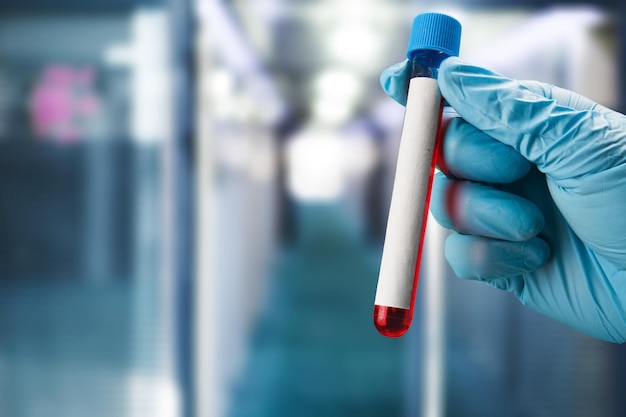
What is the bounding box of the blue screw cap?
[407,13,462,59]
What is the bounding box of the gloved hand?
[380,57,626,343]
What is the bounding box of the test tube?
[374,13,462,338]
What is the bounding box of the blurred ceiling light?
[326,23,383,67]
[208,68,235,99]
[312,68,361,99]
[311,97,353,127]
[285,124,379,202]
[311,68,362,125]
[285,129,346,201]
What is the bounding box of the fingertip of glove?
[523,237,550,271]
[380,61,408,106]
[511,199,545,241]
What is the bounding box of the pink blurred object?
[29,64,102,143]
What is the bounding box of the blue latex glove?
[380,57,626,343]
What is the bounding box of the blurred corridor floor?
[0,282,133,417]
[229,203,405,417]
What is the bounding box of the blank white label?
[374,77,441,309]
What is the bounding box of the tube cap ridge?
[407,12,462,59]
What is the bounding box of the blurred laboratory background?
[0,0,625,417]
